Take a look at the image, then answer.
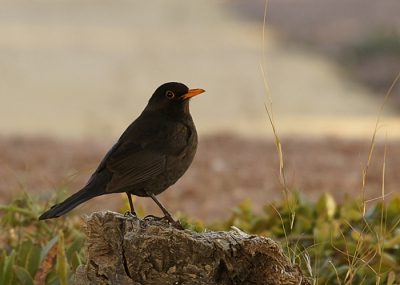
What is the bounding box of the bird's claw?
[124,210,137,217]
[143,214,164,221]
[143,214,183,230]
[171,220,183,230]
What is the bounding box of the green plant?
[210,192,400,284]
[256,7,400,280]
[0,192,85,285]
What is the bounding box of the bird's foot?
[143,214,183,230]
[124,210,137,218]
[143,214,164,221]
[170,219,183,230]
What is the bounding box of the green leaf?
[56,230,69,285]
[386,271,395,285]
[16,238,33,267]
[13,265,34,285]
[0,250,7,284]
[316,193,336,221]
[71,252,82,272]
[35,238,58,284]
[44,267,58,285]
[66,237,84,262]
[384,235,400,249]
[40,235,59,263]
[26,244,41,278]
[340,201,362,222]
[3,249,16,285]
[15,238,41,277]
[313,221,333,244]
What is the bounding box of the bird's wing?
[103,116,192,192]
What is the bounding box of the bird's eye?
[165,91,175,99]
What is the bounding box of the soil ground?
[1,134,399,223]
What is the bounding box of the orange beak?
[181,88,205,100]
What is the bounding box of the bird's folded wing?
[104,121,190,192]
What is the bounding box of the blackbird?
[39,82,205,225]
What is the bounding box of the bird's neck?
[142,108,194,127]
[144,102,193,125]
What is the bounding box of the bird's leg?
[149,194,174,221]
[125,193,137,216]
[146,192,182,229]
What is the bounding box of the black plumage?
[39,82,205,225]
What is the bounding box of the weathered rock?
[75,211,311,285]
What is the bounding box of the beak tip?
[182,88,205,99]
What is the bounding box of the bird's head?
[146,82,205,116]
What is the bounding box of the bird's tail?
[38,182,104,220]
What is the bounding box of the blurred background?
[1,0,400,222]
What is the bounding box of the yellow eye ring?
[165,91,175,99]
